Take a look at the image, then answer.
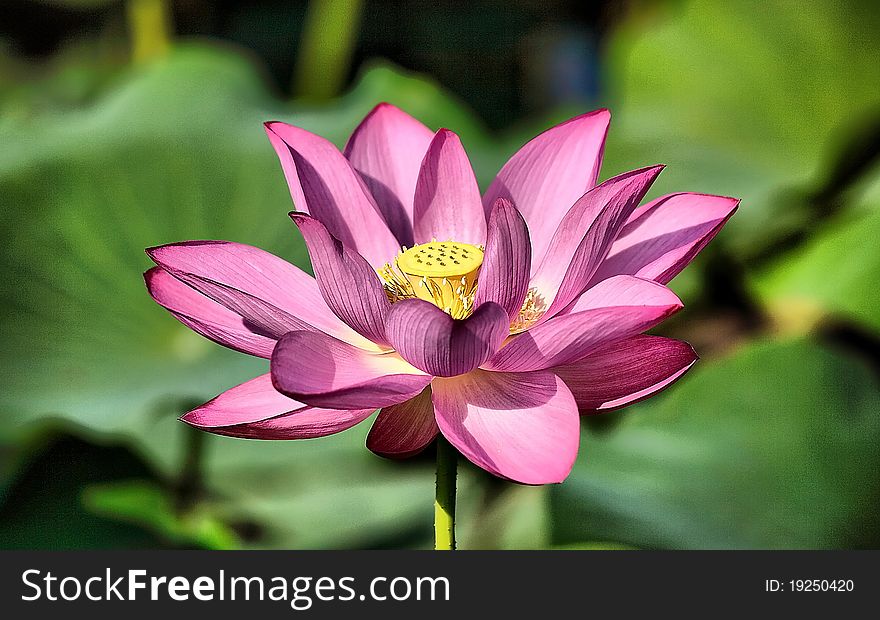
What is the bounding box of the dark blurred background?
[2,0,613,126]
[1,0,878,549]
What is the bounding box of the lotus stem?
[434,437,457,550]
[293,0,362,100]
[126,0,173,63]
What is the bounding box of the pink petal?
[472,198,531,322]
[413,129,487,246]
[205,408,374,440]
[553,335,697,412]
[366,388,438,459]
[271,330,431,409]
[385,299,508,377]
[291,213,391,346]
[530,166,663,321]
[144,267,276,358]
[483,109,610,267]
[181,373,306,427]
[484,276,682,371]
[265,121,400,268]
[343,103,435,247]
[432,369,580,484]
[563,273,682,314]
[146,241,378,351]
[181,373,373,440]
[591,192,740,285]
[182,374,373,440]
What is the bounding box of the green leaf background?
[1,0,878,549]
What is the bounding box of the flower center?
[380,241,483,319]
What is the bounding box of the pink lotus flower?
[145,104,737,485]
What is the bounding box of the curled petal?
[385,299,509,377]
[530,165,663,321]
[181,373,306,427]
[413,129,486,246]
[145,267,275,358]
[366,388,438,459]
[591,192,740,285]
[564,273,683,314]
[205,409,374,440]
[483,109,610,266]
[206,409,373,440]
[291,213,391,346]
[181,374,373,440]
[146,240,377,350]
[271,330,431,409]
[554,336,698,412]
[485,276,683,372]
[432,369,580,485]
[265,121,399,268]
[473,198,531,322]
[344,103,434,246]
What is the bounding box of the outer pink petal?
[291,213,391,346]
[385,299,509,377]
[483,109,610,267]
[366,388,438,459]
[530,166,663,321]
[205,408,374,440]
[181,373,306,427]
[413,129,487,246]
[432,369,580,485]
[484,276,683,372]
[563,273,682,314]
[271,330,431,409]
[343,103,435,247]
[146,240,378,351]
[181,373,373,440]
[591,193,740,285]
[472,198,531,322]
[553,336,697,412]
[181,375,373,439]
[265,121,400,268]
[144,267,276,358]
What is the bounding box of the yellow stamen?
[381,241,483,319]
[510,287,547,333]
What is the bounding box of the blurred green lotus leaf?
[457,484,550,550]
[551,338,880,549]
[552,542,637,551]
[0,40,128,120]
[0,432,167,548]
[0,42,489,548]
[753,189,880,331]
[602,0,880,256]
[203,432,436,549]
[82,480,239,549]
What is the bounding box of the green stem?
[174,424,205,513]
[126,0,173,63]
[293,0,363,101]
[434,437,457,550]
